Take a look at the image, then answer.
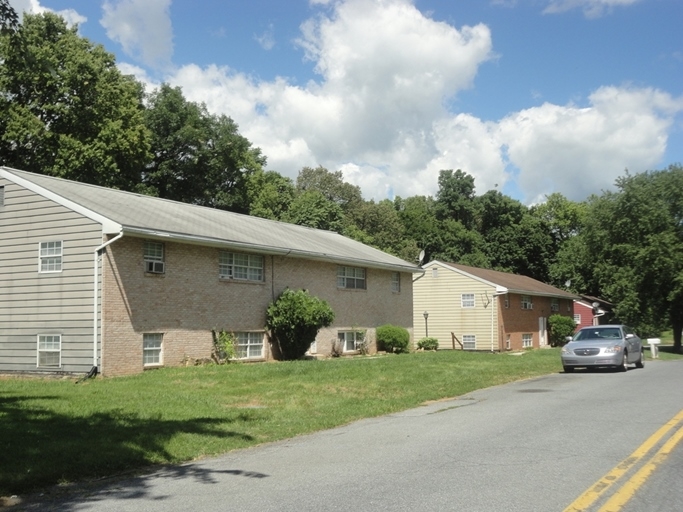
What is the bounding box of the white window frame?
[461,293,475,308]
[551,298,559,312]
[337,266,366,290]
[144,241,165,274]
[236,332,264,359]
[574,314,581,324]
[462,334,476,350]
[338,330,365,352]
[37,334,61,367]
[391,272,401,293]
[219,251,264,282]
[39,240,63,273]
[522,333,533,348]
[143,333,163,366]
[521,295,533,310]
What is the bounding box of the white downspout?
[93,232,124,368]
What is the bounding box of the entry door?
[539,317,548,346]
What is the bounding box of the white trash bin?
[647,338,661,359]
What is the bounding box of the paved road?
[14,360,683,512]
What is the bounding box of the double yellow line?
[564,408,683,512]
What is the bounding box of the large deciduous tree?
[0,12,150,189]
[143,83,266,212]
[582,165,683,351]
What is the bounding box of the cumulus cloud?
[497,86,683,203]
[543,0,641,19]
[9,0,86,26]
[170,0,493,199]
[126,0,681,204]
[100,0,173,70]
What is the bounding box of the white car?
[561,325,644,373]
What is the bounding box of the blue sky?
[10,0,683,204]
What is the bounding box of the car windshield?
[573,328,622,341]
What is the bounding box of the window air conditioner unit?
[145,260,165,274]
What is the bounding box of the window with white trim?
[462,334,476,350]
[144,241,165,274]
[574,314,581,324]
[219,252,264,282]
[521,295,533,310]
[522,333,533,348]
[37,334,61,367]
[338,330,365,352]
[39,241,63,273]
[461,293,475,308]
[391,272,400,293]
[236,332,264,359]
[504,296,509,309]
[143,333,163,366]
[337,266,366,289]
[551,298,559,312]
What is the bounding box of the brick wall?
[498,293,574,351]
[101,236,413,376]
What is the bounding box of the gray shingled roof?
[436,261,578,299]
[2,167,421,273]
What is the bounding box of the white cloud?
[496,86,683,203]
[169,0,493,200]
[100,0,173,70]
[543,0,641,19]
[9,0,86,26]
[255,24,276,50]
[133,0,679,205]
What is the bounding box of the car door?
[623,326,639,362]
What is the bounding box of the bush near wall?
[376,324,410,354]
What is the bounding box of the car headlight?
[561,347,573,355]
[603,345,623,354]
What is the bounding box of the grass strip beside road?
[1,349,560,496]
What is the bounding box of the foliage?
[548,315,576,347]
[417,337,439,351]
[0,0,18,35]
[266,288,335,360]
[0,13,151,189]
[580,165,683,351]
[435,169,477,229]
[247,169,295,220]
[211,330,237,363]
[376,324,410,354]
[143,83,266,212]
[296,166,363,213]
[282,190,346,232]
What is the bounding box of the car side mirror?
[625,334,634,339]
[565,336,573,342]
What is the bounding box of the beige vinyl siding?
[0,178,103,373]
[413,263,498,350]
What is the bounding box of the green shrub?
[548,314,576,347]
[417,337,439,351]
[212,330,237,362]
[266,288,335,360]
[376,324,410,354]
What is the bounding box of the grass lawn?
[1,346,681,497]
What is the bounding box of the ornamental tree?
[266,289,335,360]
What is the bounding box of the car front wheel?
[618,351,628,372]
[563,366,574,373]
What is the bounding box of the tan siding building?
[414,261,577,351]
[0,167,421,376]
